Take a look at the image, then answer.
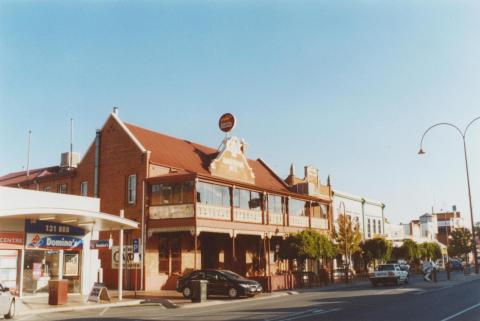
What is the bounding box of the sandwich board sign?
[87,283,111,303]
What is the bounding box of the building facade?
[331,190,385,241]
[1,110,333,291]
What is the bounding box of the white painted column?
[58,250,64,280]
[118,210,124,301]
[19,248,25,299]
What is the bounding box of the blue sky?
[1,1,480,224]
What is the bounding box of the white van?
[0,283,15,319]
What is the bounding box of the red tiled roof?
[0,166,59,186]
[125,122,291,193]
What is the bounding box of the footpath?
[16,271,480,317]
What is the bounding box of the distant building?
[433,210,464,246]
[331,190,385,241]
[386,208,463,248]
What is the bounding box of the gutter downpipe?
[94,129,101,198]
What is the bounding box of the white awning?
[0,186,138,231]
[0,208,137,231]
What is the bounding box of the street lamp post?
[418,116,480,274]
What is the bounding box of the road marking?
[414,285,453,295]
[264,308,341,321]
[440,302,480,321]
[99,307,110,316]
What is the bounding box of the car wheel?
[227,287,238,299]
[182,287,192,299]
[4,300,15,319]
[371,281,378,287]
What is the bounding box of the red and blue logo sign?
[27,234,83,250]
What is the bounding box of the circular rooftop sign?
[219,113,236,132]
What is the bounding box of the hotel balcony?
[233,208,263,223]
[288,215,310,227]
[148,204,329,232]
[311,217,328,229]
[196,203,230,220]
[268,213,284,225]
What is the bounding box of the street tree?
[280,230,317,270]
[448,228,474,261]
[400,239,420,263]
[361,237,393,269]
[334,214,362,265]
[419,242,442,261]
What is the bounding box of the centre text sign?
[0,232,24,248]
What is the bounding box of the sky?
[1,0,480,225]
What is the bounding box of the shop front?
[0,186,139,299]
[23,220,85,294]
[0,232,24,291]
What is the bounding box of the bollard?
[432,269,437,283]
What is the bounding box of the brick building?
[0,110,333,291]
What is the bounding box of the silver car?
[0,283,15,319]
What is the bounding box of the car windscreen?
[221,270,245,280]
[377,265,395,271]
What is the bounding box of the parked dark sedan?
[176,269,263,299]
[449,259,464,271]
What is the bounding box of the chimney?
[113,106,119,116]
[240,139,247,156]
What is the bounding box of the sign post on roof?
[219,113,236,133]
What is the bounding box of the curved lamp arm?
[464,116,480,136]
[418,122,464,154]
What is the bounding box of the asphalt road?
[14,272,480,321]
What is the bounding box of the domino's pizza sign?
[26,233,83,250]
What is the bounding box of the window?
[58,184,67,194]
[311,202,328,218]
[80,181,88,197]
[196,182,230,207]
[158,236,181,274]
[289,199,308,216]
[233,188,262,211]
[378,220,382,234]
[151,182,193,206]
[267,195,285,214]
[127,175,136,204]
[367,219,372,238]
[44,186,51,192]
[373,219,377,234]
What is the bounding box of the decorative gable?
[209,136,255,184]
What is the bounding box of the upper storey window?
[127,175,136,204]
[196,182,230,207]
[267,194,285,214]
[233,189,262,211]
[289,199,308,216]
[151,181,194,206]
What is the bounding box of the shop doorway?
[0,250,18,289]
[23,250,81,294]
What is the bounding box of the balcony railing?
[289,215,310,227]
[150,205,194,219]
[268,213,284,225]
[233,208,263,223]
[311,217,328,229]
[196,204,231,220]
